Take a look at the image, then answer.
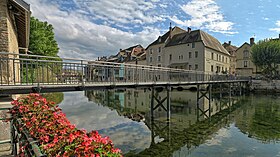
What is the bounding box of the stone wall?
[0,0,20,84]
[0,0,9,52]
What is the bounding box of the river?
[58,88,280,157]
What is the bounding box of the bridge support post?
[228,82,232,112]
[166,86,171,121]
[150,87,155,120]
[196,84,212,121]
[149,86,171,145]
[150,86,171,121]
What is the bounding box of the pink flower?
[10,93,122,156]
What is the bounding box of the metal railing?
[0,106,45,156]
[0,52,249,86]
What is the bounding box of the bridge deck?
[0,80,249,94]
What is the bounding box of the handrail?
[12,118,47,157]
[0,52,218,74]
[0,52,250,86]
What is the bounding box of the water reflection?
[58,89,280,156]
[235,96,280,143]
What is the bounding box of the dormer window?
[192,42,195,48]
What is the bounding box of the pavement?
[0,96,13,157]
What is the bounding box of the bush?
[10,93,122,157]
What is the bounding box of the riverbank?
[251,80,280,93]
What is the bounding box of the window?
[158,47,161,53]
[192,42,195,48]
[169,54,172,61]
[244,61,248,67]
[222,56,224,62]
[149,57,152,62]
[179,55,183,60]
[150,48,153,54]
[189,52,192,58]
[216,66,220,73]
[158,56,161,62]
[189,65,192,70]
[243,50,249,59]
[211,53,214,60]
[211,65,214,72]
[216,54,218,61]
[158,64,161,67]
[195,64,198,70]
[195,51,198,58]
[226,57,228,63]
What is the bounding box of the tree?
[251,39,280,79]
[21,17,62,83]
[29,16,59,58]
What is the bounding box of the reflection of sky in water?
[174,124,280,157]
[58,91,280,156]
[58,92,151,153]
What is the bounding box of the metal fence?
[0,52,248,86]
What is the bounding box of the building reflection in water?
[84,87,241,155]
[59,90,280,156]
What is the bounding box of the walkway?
[0,52,249,94]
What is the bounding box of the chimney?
[228,41,231,45]
[250,37,255,46]
[169,22,172,39]
[187,27,191,33]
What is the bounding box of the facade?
[223,41,238,74]
[86,45,146,82]
[146,26,186,67]
[0,0,31,83]
[107,44,146,64]
[235,38,258,77]
[146,26,230,74]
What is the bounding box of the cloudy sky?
[25,0,280,59]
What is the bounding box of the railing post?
[81,60,84,86]
[13,53,16,85]
[113,64,115,84]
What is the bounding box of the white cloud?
[262,17,269,20]
[205,127,231,146]
[169,0,237,34]
[25,0,162,59]
[270,21,280,32]
[73,0,164,25]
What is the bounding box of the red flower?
[10,93,122,156]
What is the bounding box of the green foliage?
[41,92,64,104]
[251,39,280,79]
[21,17,63,83]
[29,17,60,59]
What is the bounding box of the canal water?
[57,89,280,157]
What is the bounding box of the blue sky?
[25,0,280,59]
